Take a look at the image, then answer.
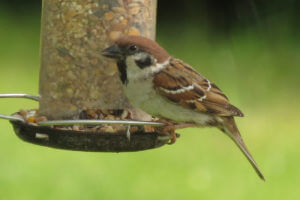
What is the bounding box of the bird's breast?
[123,78,213,125]
[123,78,155,107]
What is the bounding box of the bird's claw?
[156,124,177,145]
[167,130,177,145]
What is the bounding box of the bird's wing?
[153,58,244,117]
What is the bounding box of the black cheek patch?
[117,60,128,85]
[135,56,152,69]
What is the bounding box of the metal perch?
[0,93,175,152]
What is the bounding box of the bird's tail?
[220,117,265,181]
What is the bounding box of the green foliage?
[0,10,299,200]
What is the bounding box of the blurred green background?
[0,0,299,199]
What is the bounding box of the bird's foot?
[156,121,196,144]
[155,121,177,144]
[168,129,177,144]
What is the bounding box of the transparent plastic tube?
[39,0,157,119]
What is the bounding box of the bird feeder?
[0,0,178,152]
[39,0,157,119]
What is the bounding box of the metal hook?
[126,125,131,141]
[0,93,38,122]
[0,114,25,122]
[0,93,39,101]
[38,120,164,126]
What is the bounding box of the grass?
[0,12,300,200]
[0,109,299,200]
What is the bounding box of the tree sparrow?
[102,36,264,180]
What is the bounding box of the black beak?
[101,45,123,59]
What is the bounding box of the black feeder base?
[10,120,177,152]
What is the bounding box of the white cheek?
[126,56,138,71]
[125,55,144,80]
[125,54,170,82]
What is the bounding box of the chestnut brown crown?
[102,36,170,63]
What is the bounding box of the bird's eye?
[128,45,138,52]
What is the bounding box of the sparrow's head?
[102,36,170,84]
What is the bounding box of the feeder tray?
[0,94,177,152]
